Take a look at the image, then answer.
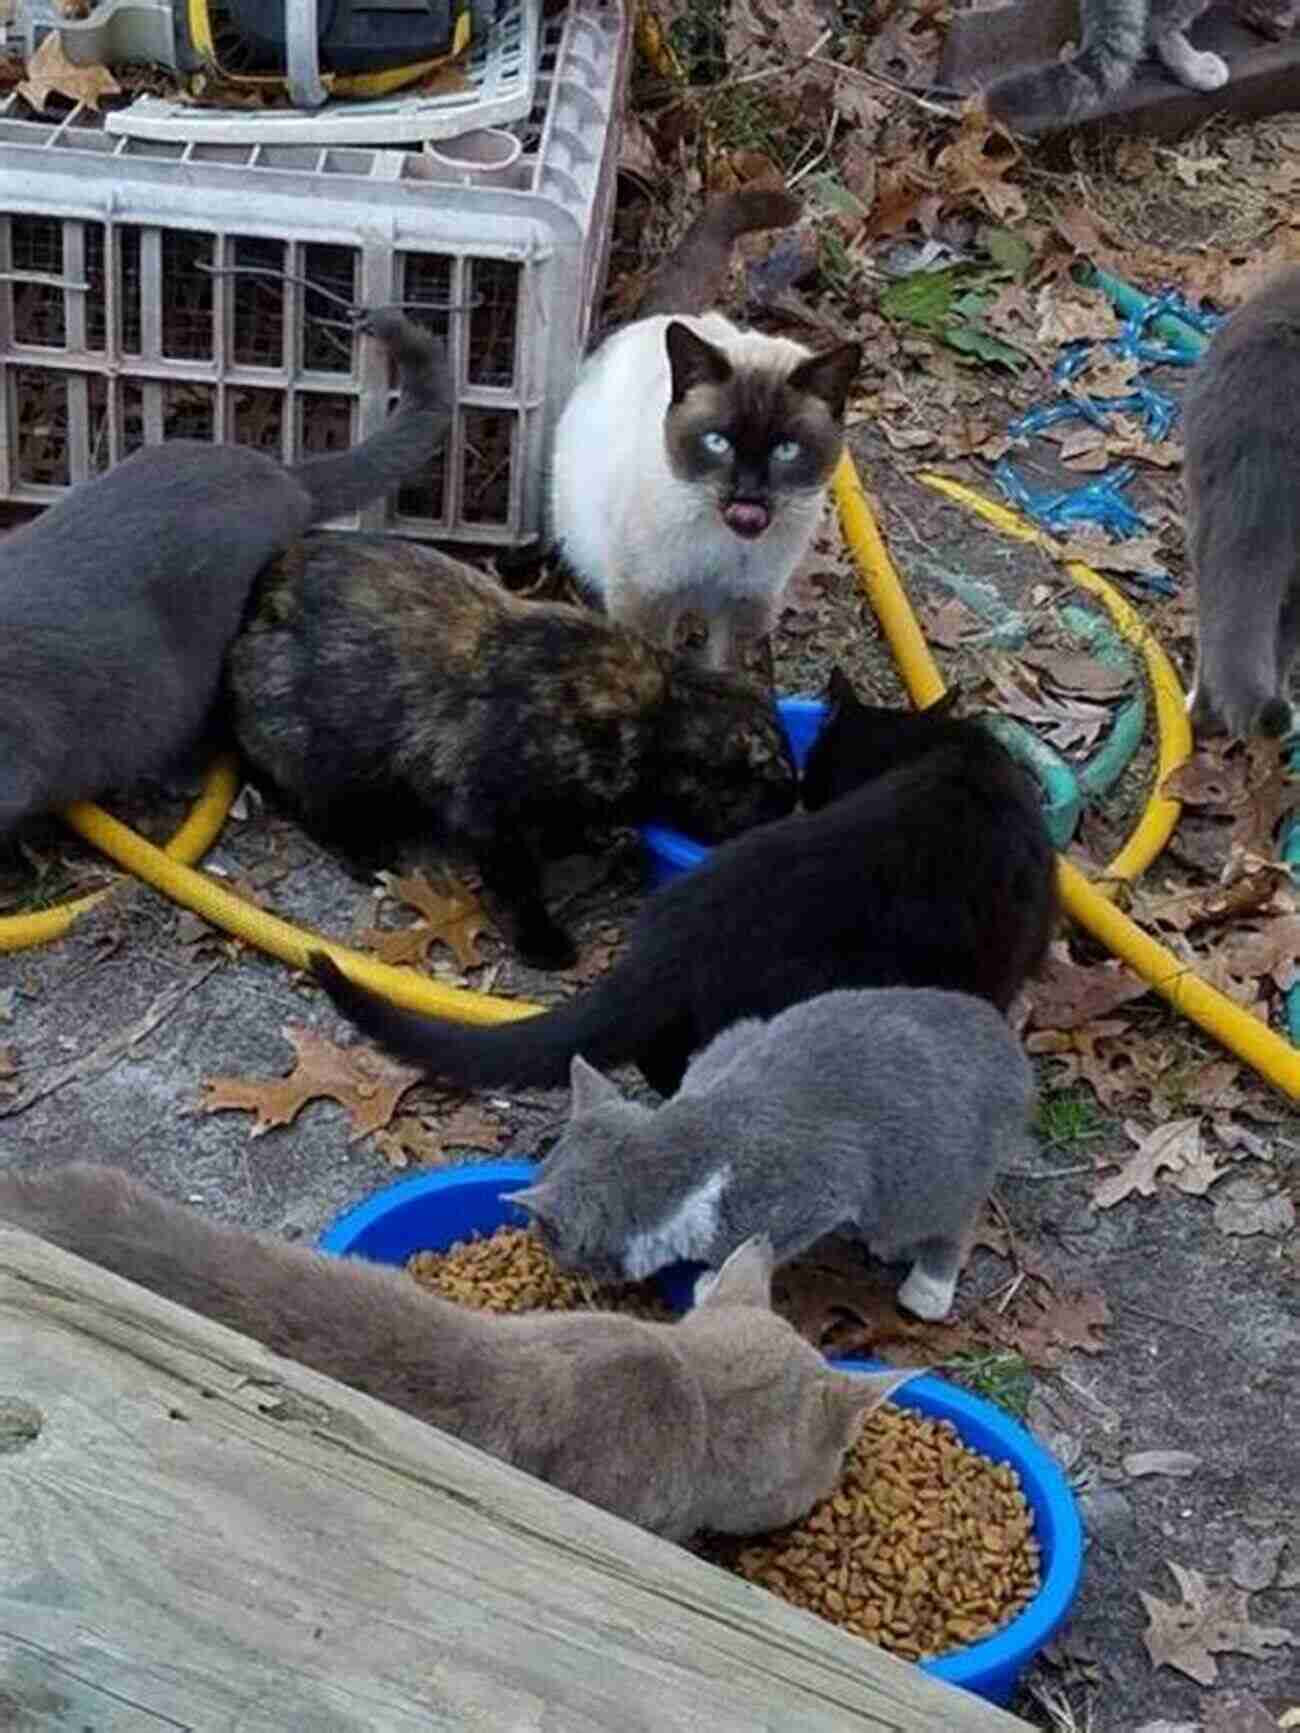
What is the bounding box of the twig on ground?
[0,960,223,1118]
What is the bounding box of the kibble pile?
[408,1223,672,1319]
[410,1223,1041,1660]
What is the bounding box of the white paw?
[1184,49,1230,89]
[898,1267,956,1322]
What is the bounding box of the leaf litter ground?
[3,3,1300,1725]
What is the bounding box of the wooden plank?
[0,1225,1035,1732]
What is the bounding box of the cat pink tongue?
[723,501,770,538]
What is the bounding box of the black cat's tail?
[984,0,1147,129]
[291,310,454,519]
[635,187,803,319]
[310,946,677,1088]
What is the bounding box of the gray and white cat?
[549,189,861,670]
[513,987,1036,1323]
[0,310,449,841]
[1183,266,1300,740]
[985,0,1227,129]
[0,1163,914,1541]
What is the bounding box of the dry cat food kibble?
[408,1224,673,1318]
[700,1405,1041,1660]
[409,1223,1041,1659]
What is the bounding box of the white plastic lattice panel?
[0,0,627,548]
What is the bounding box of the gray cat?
[513,988,1035,1322]
[985,0,1227,129]
[1183,267,1300,740]
[0,1163,913,1541]
[0,309,450,842]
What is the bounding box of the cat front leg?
[1153,29,1230,89]
[470,828,577,970]
[897,1238,963,1322]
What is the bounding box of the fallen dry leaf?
[1025,945,1150,1032]
[363,871,494,971]
[1140,1560,1295,1685]
[373,1116,447,1169]
[1123,1449,1202,1479]
[1057,530,1168,578]
[19,31,120,111]
[1202,1695,1287,1733]
[1212,1177,1296,1238]
[1026,1017,1139,1108]
[373,1101,503,1168]
[1093,1119,1223,1208]
[1216,915,1300,993]
[1022,649,1132,702]
[989,1285,1110,1367]
[199,1024,422,1142]
[932,101,1027,224]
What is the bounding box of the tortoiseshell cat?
[228,533,795,967]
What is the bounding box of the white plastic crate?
[17,0,541,148]
[0,0,627,547]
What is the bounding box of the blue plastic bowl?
[640,694,828,889]
[320,1162,1083,1709]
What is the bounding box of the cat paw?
[1185,49,1230,88]
[897,1268,956,1322]
[515,923,579,971]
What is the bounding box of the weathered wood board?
[0,1224,1035,1731]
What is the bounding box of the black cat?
[311,668,1057,1094]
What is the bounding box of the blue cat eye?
[700,431,732,456]
[772,439,802,463]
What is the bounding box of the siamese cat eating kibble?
[229,532,796,968]
[0,310,449,841]
[985,0,1228,130]
[513,988,1035,1322]
[0,1163,916,1541]
[1183,266,1300,740]
[550,188,861,670]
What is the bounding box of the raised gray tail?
[309,948,679,1089]
[291,310,453,519]
[985,0,1147,129]
[635,187,803,319]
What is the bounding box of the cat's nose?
[723,500,770,538]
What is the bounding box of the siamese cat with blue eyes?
[550,189,861,670]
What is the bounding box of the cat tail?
[984,0,1148,128]
[310,948,679,1088]
[291,310,454,519]
[634,188,803,319]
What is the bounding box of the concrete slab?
[942,0,1300,137]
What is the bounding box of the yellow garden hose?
[59,796,541,1026]
[831,455,1300,1099]
[0,755,240,955]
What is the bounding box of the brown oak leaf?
[373,1101,503,1169]
[199,1024,422,1142]
[1025,944,1150,1032]
[988,1285,1110,1367]
[773,1238,978,1363]
[363,870,494,970]
[1215,915,1300,993]
[1140,1561,1295,1685]
[1022,648,1132,702]
[1025,1017,1138,1107]
[19,32,120,111]
[1093,1119,1224,1208]
[933,101,1027,224]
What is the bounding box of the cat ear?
[824,1365,926,1430]
[924,685,961,717]
[787,342,862,421]
[694,1234,775,1311]
[569,1054,622,1117]
[508,1183,558,1227]
[825,666,857,710]
[665,321,733,402]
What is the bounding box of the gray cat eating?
[513,987,1035,1323]
[0,1163,916,1541]
[0,308,450,841]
